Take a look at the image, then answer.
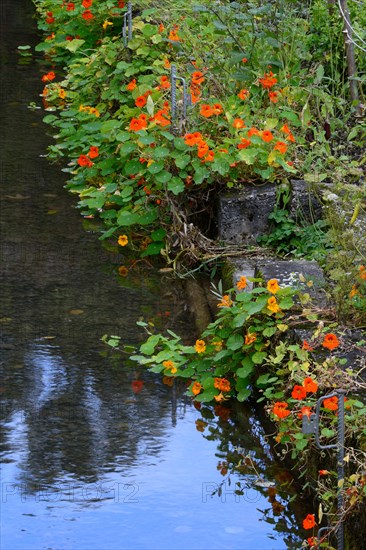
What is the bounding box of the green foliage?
[258,207,332,261]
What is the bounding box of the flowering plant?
[36,0,308,264]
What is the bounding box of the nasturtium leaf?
[119,142,136,156]
[252,351,267,364]
[117,210,141,226]
[238,148,258,164]
[167,177,184,195]
[237,388,251,402]
[141,242,164,257]
[152,146,170,159]
[147,161,164,174]
[155,170,172,183]
[116,131,131,142]
[151,228,166,241]
[140,334,160,355]
[124,160,141,175]
[64,39,85,52]
[226,333,244,350]
[141,24,157,37]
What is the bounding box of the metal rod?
[336,389,345,550]
[315,392,338,450]
[122,3,133,46]
[176,76,187,119]
[313,390,346,550]
[123,12,128,46]
[128,2,133,42]
[170,64,178,135]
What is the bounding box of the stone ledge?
[218,180,322,244]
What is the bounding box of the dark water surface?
[1,3,304,549]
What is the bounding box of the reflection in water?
[1,1,307,548]
[195,402,305,548]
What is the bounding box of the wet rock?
[255,259,327,305]
[289,179,323,223]
[218,183,276,244]
[218,181,323,245]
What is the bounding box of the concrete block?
[255,259,327,305]
[218,184,276,244]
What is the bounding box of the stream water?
[1,2,305,549]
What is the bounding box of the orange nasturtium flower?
[303,377,318,394]
[214,378,231,392]
[46,12,55,24]
[302,514,316,530]
[217,295,233,308]
[300,406,312,418]
[319,470,330,476]
[160,75,170,89]
[274,141,287,154]
[118,235,128,247]
[238,88,249,100]
[291,385,307,400]
[212,103,223,115]
[192,71,204,84]
[184,133,198,146]
[349,285,358,298]
[245,333,257,345]
[203,150,215,162]
[82,10,94,20]
[261,130,274,143]
[259,71,278,89]
[268,91,279,103]
[126,79,137,91]
[232,118,245,129]
[247,127,259,137]
[77,155,93,167]
[238,138,251,149]
[41,71,55,82]
[88,146,99,159]
[154,110,170,127]
[58,88,66,99]
[323,396,338,411]
[302,340,314,351]
[163,360,177,374]
[200,104,214,118]
[129,114,147,131]
[89,107,100,117]
[236,276,247,290]
[359,265,366,280]
[195,339,206,353]
[321,333,340,350]
[82,0,92,6]
[273,402,291,419]
[168,29,181,41]
[267,296,281,313]
[135,95,147,108]
[267,279,280,294]
[197,142,209,158]
[191,381,203,396]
